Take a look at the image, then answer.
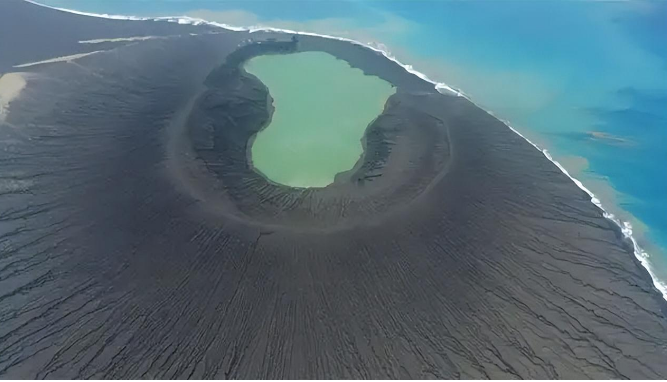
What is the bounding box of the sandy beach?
[0,72,26,121]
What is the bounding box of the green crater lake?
[245,51,395,188]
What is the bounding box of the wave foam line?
[501,119,667,300]
[25,0,667,301]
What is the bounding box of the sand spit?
[0,72,26,121]
[13,51,104,68]
[79,35,166,44]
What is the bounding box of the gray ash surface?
[0,0,666,378]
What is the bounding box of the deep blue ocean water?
[38,0,667,287]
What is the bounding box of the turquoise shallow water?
[39,0,667,287]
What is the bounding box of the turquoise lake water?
[39,0,667,288]
[246,52,394,188]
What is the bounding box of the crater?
[183,39,451,231]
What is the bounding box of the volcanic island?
[0,0,666,378]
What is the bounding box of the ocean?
[36,0,667,287]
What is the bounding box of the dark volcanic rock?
[0,0,666,379]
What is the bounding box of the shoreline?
[22,0,667,301]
